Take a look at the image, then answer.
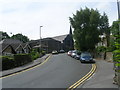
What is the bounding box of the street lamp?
[117,0,120,19]
[40,26,43,52]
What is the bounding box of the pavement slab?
[78,59,118,88]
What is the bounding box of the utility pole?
[40,26,43,52]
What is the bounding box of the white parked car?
[52,50,58,54]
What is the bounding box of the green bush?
[41,50,46,55]
[33,52,40,60]
[113,50,120,62]
[1,56,15,70]
[30,51,40,60]
[30,49,46,60]
[113,49,120,72]
[14,54,32,66]
[106,47,114,52]
[96,46,106,53]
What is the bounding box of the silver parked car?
[71,50,81,59]
[71,50,77,58]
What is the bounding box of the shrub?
[30,51,40,60]
[106,46,115,52]
[41,50,46,55]
[113,50,120,62]
[34,52,40,60]
[96,46,106,53]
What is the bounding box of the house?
[29,38,61,53]
[1,44,16,56]
[11,43,25,54]
[0,39,25,55]
[28,40,39,48]
[22,43,31,54]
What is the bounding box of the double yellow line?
[0,55,51,79]
[67,64,97,90]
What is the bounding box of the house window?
[20,51,22,54]
[17,51,19,54]
[3,52,12,56]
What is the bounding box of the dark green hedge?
[1,56,15,70]
[1,52,46,71]
[14,54,32,66]
[1,54,33,71]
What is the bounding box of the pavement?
[78,58,118,89]
[1,54,51,77]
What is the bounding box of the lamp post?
[40,26,43,52]
[117,0,120,19]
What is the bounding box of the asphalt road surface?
[2,53,92,88]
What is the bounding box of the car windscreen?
[81,53,92,57]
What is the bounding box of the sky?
[0,0,118,40]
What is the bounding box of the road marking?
[67,64,97,90]
[0,55,51,79]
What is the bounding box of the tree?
[69,7,102,51]
[11,33,29,43]
[99,13,110,47]
[0,31,10,40]
[111,20,119,36]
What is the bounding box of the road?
[2,53,92,88]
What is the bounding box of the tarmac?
[0,54,119,89]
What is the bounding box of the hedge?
[14,54,32,66]
[1,51,45,71]
[1,54,33,71]
[1,56,15,70]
